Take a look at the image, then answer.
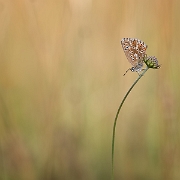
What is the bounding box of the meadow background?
[0,0,179,180]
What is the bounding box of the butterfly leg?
[136,71,141,76]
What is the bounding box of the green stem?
[111,66,149,180]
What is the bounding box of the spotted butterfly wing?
[121,38,148,72]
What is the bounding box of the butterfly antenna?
[123,68,130,76]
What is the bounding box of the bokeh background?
[0,0,179,180]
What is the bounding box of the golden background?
[0,0,179,179]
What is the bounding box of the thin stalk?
[111,66,149,180]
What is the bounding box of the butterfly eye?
[130,67,135,72]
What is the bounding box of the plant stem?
[111,66,149,180]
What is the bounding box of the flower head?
[144,56,161,69]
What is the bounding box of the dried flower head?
[144,56,161,69]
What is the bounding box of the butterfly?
[121,38,148,75]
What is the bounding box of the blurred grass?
[0,0,180,180]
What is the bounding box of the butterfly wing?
[121,38,148,67]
